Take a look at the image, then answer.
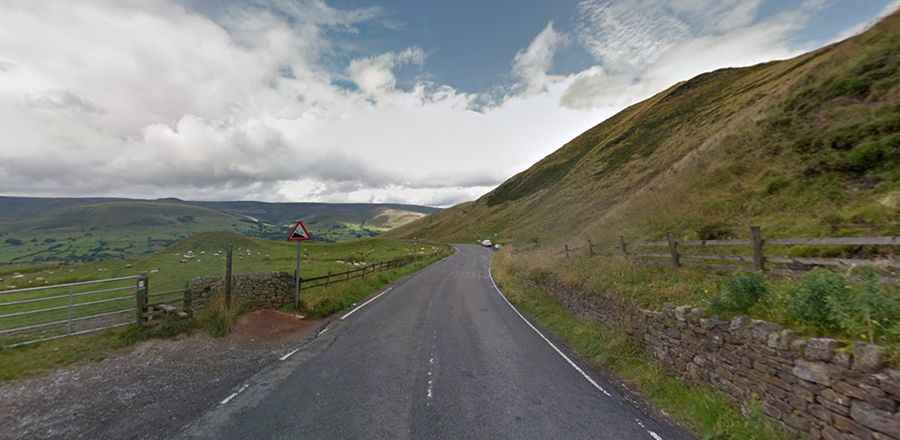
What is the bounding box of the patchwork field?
[0,197,439,263]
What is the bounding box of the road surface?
[179,245,693,440]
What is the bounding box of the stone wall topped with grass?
[547,285,900,439]
[189,272,294,310]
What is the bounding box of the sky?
[1,0,898,207]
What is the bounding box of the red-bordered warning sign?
[287,221,312,241]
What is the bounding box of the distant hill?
[393,11,900,245]
[0,196,437,263]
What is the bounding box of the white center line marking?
[340,287,393,320]
[220,384,249,405]
[487,263,613,398]
[279,348,301,361]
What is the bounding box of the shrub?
[197,296,244,337]
[528,269,556,286]
[763,176,791,195]
[831,269,900,343]
[829,77,870,98]
[847,140,890,172]
[788,269,850,332]
[709,272,768,315]
[696,222,734,240]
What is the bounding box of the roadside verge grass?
[491,250,791,440]
[297,247,452,317]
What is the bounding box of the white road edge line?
[340,287,393,320]
[280,286,394,362]
[220,384,249,405]
[487,264,613,398]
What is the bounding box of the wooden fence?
[556,227,900,277]
[140,253,432,324]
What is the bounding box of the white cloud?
[513,22,568,95]
[563,0,818,110]
[0,1,605,207]
[0,0,887,208]
[347,47,425,95]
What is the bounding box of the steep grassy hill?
[0,197,438,263]
[393,11,900,246]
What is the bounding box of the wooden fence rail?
[556,227,900,276]
[180,254,426,315]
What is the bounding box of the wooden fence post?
[564,244,570,259]
[183,281,193,318]
[225,245,233,309]
[751,226,766,272]
[135,274,148,326]
[619,235,629,257]
[666,233,681,268]
[325,271,331,288]
[587,239,595,257]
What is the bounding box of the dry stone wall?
[189,272,294,310]
[543,282,900,439]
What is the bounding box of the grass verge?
[0,317,193,382]
[292,246,453,317]
[513,249,900,354]
[491,250,791,440]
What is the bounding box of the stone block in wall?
[795,360,834,386]
[854,344,886,373]
[821,388,853,407]
[751,320,782,343]
[806,339,842,362]
[872,371,900,400]
[849,400,900,438]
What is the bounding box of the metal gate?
[0,275,145,348]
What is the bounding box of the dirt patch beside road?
[0,312,325,440]
[229,310,315,343]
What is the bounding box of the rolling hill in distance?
[0,196,438,263]
[392,11,900,247]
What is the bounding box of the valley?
[0,197,437,264]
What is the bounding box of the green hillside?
[393,11,900,246]
[0,197,438,263]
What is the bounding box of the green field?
[0,197,438,264]
[0,237,451,381]
[0,232,444,344]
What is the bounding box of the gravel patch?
[0,315,324,440]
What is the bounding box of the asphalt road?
[178,245,693,440]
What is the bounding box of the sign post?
[287,221,311,311]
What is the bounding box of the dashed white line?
[220,384,249,405]
[340,287,394,320]
[279,347,301,361]
[487,264,613,398]
[635,419,664,438]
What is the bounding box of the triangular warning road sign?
[287,221,311,241]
